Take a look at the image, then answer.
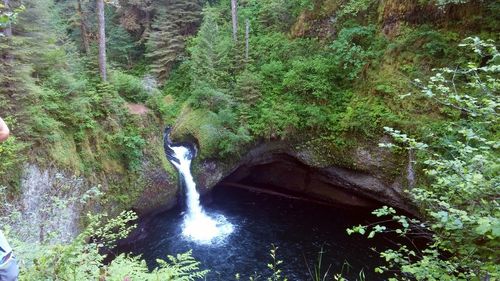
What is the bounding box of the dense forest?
[0,0,498,280]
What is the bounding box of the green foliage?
[283,55,339,101]
[245,0,313,31]
[187,6,233,112]
[337,0,376,19]
[337,0,473,19]
[329,25,385,82]
[106,251,209,281]
[146,0,202,83]
[1,0,498,279]
[109,69,149,103]
[0,135,27,181]
[112,125,146,172]
[235,69,262,105]
[433,0,471,6]
[267,244,288,281]
[8,210,208,281]
[387,25,460,66]
[0,3,24,30]
[306,247,334,281]
[247,98,302,139]
[1,186,207,280]
[348,38,499,280]
[170,2,395,150]
[0,134,27,194]
[339,96,398,137]
[173,108,251,158]
[105,9,137,67]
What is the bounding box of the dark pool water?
[118,185,393,280]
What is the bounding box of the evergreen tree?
[0,0,88,141]
[77,0,90,54]
[146,10,183,83]
[117,0,153,41]
[235,69,261,124]
[146,0,201,84]
[188,7,232,111]
[0,0,50,138]
[105,7,136,67]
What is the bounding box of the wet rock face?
[16,164,87,244]
[134,163,178,214]
[221,154,378,208]
[190,142,416,214]
[195,160,223,196]
[132,130,179,215]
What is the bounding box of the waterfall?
[168,145,233,244]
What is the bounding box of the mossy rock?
[170,106,226,159]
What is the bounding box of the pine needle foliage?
[146,0,201,84]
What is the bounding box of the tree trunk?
[3,0,12,37]
[231,0,238,42]
[407,149,416,189]
[77,0,90,54]
[96,0,107,81]
[3,0,13,65]
[245,18,249,60]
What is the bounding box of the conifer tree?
[146,10,183,83]
[117,0,153,41]
[77,0,90,54]
[146,0,201,84]
[235,69,261,123]
[0,0,75,139]
[188,7,232,111]
[105,6,137,67]
[0,0,34,121]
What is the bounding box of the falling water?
[169,145,233,244]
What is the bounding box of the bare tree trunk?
[3,0,12,37]
[3,0,13,65]
[245,18,249,60]
[407,149,416,189]
[231,0,238,42]
[77,0,90,54]
[96,0,107,81]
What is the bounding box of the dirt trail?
[126,103,150,115]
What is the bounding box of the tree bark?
[96,0,107,81]
[407,149,416,189]
[245,18,249,60]
[3,0,13,65]
[231,0,238,42]
[77,0,90,54]
[3,0,12,37]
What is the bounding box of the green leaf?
[475,217,492,235]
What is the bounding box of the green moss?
[157,142,178,182]
[171,106,251,159]
[47,133,84,174]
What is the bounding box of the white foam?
[170,146,234,244]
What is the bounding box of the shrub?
[348,38,499,280]
[112,126,146,172]
[109,70,149,103]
